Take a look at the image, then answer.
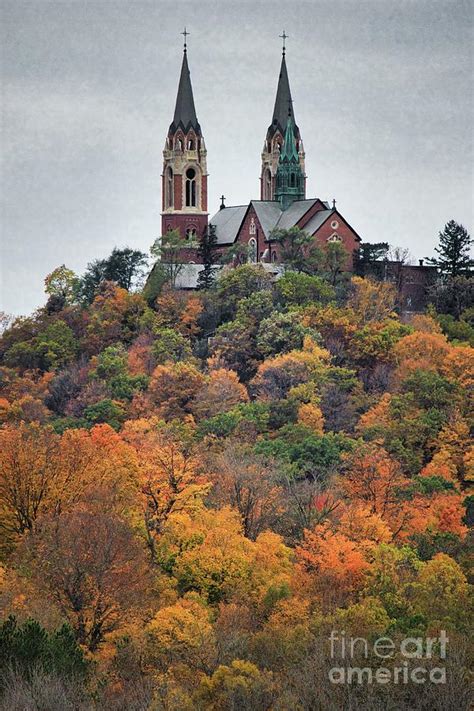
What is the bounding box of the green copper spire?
[274,111,305,210]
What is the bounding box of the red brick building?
[160,42,437,312]
[161,43,362,276]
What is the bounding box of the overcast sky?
[1,0,472,315]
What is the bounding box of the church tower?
[161,34,208,240]
[260,36,306,202]
[274,112,305,210]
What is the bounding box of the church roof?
[210,199,333,245]
[252,201,283,238]
[209,205,248,245]
[276,199,322,230]
[169,51,201,135]
[303,209,334,234]
[268,54,298,138]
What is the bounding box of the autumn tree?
[190,369,248,421]
[340,445,408,524]
[23,505,148,651]
[348,276,397,324]
[208,445,284,540]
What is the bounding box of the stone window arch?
[248,237,257,263]
[166,166,173,208]
[185,167,197,207]
[186,226,197,240]
[327,233,342,243]
[264,169,272,200]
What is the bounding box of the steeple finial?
[220,195,226,210]
[332,198,337,209]
[181,27,189,53]
[279,30,288,56]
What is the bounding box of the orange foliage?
[296,524,370,606]
[190,369,248,421]
[340,445,408,521]
[393,331,450,375]
[155,289,203,339]
[147,362,206,420]
[441,345,474,389]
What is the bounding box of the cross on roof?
[181,27,189,51]
[279,30,288,55]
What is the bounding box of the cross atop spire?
[279,30,288,55]
[181,27,189,52]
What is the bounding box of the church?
[160,34,362,286]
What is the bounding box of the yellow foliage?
[297,402,324,434]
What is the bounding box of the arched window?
[264,169,272,200]
[186,227,197,240]
[249,217,256,235]
[271,250,277,263]
[166,166,173,208]
[185,167,197,207]
[175,136,183,151]
[187,138,195,150]
[290,173,296,188]
[248,237,257,263]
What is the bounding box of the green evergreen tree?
[427,220,473,278]
[197,224,219,290]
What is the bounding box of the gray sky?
[1,0,472,315]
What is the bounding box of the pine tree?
[197,224,219,290]
[427,221,473,279]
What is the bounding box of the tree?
[340,445,408,522]
[427,220,473,278]
[216,265,273,320]
[275,271,335,307]
[0,616,87,680]
[194,660,276,711]
[270,227,322,274]
[150,229,198,288]
[208,444,283,540]
[428,275,474,319]
[354,242,389,277]
[44,266,80,308]
[23,506,148,651]
[197,224,220,290]
[256,312,308,358]
[147,362,206,420]
[320,241,349,286]
[103,247,148,291]
[190,369,248,421]
[79,248,148,303]
[348,276,397,324]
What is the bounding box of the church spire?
[270,53,295,138]
[260,38,306,202]
[169,38,201,135]
[161,33,208,241]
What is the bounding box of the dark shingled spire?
[268,54,298,138]
[169,50,201,135]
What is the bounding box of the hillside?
[0,260,473,710]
